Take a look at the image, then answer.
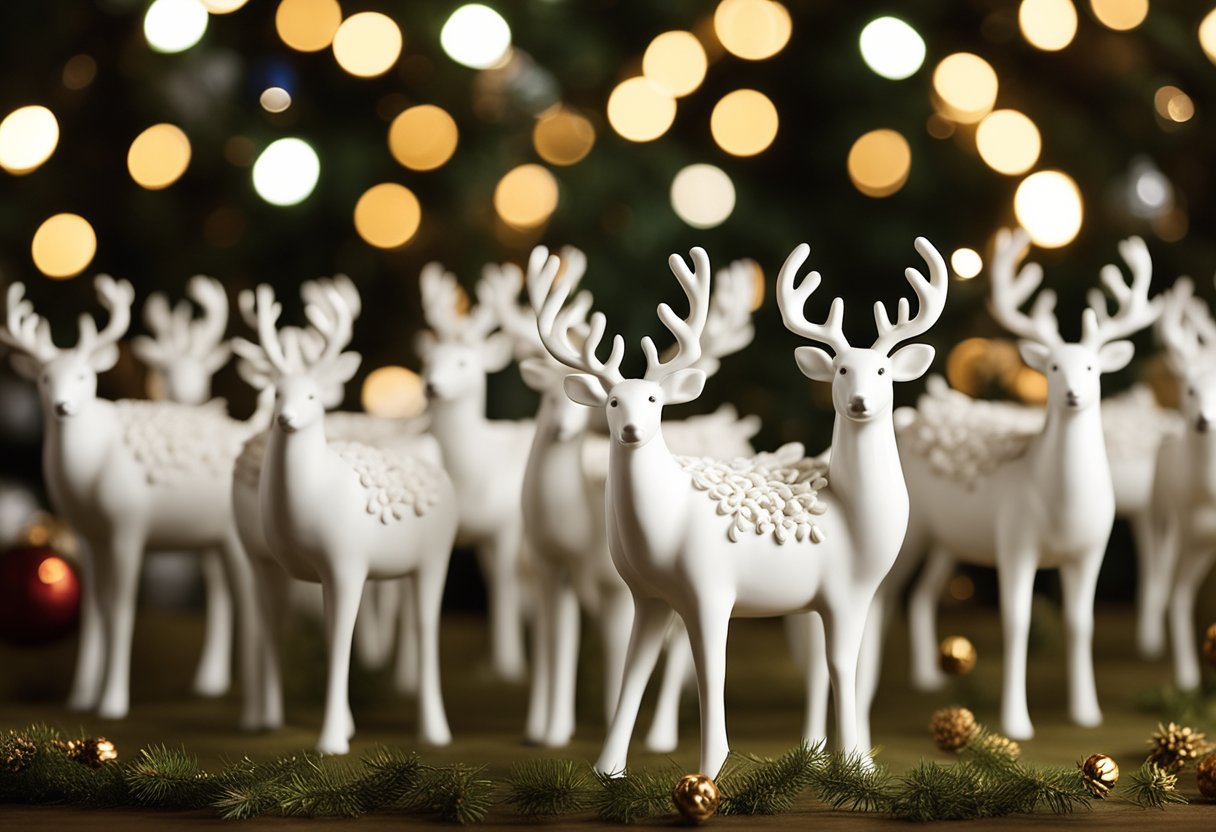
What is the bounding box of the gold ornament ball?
[58,737,119,768]
[938,635,977,676]
[672,773,720,823]
[1197,753,1216,799]
[929,705,978,752]
[1080,753,1119,798]
[1203,622,1216,669]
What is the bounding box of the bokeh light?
[1090,0,1148,30]
[276,0,342,53]
[932,53,998,123]
[533,107,596,166]
[354,183,421,249]
[62,54,97,90]
[1202,9,1216,65]
[0,106,59,175]
[362,366,426,418]
[606,77,676,142]
[710,89,779,156]
[847,129,911,197]
[713,0,792,61]
[332,12,402,78]
[494,164,559,229]
[389,105,459,171]
[1014,170,1083,248]
[1154,85,1194,123]
[201,0,249,12]
[859,17,926,80]
[950,248,983,279]
[143,0,209,54]
[440,4,512,70]
[975,109,1041,175]
[127,123,192,190]
[670,164,736,229]
[260,87,291,113]
[32,214,96,279]
[1019,0,1078,51]
[643,31,707,97]
[37,556,70,585]
[252,138,320,206]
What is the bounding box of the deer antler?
[988,228,1063,347]
[420,262,498,344]
[483,246,585,359]
[870,238,948,355]
[185,276,228,357]
[700,259,757,363]
[537,257,625,394]
[777,244,851,355]
[1080,236,1160,348]
[77,275,134,358]
[0,283,59,363]
[642,247,711,380]
[244,285,290,375]
[304,283,355,375]
[1158,277,1200,367]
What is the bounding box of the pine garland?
[1122,761,1188,809]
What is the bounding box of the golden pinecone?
[1079,754,1119,798]
[56,737,119,768]
[1203,623,1216,670]
[938,636,977,677]
[929,706,978,752]
[671,773,720,824]
[1197,754,1216,800]
[1147,722,1211,773]
[975,731,1021,760]
[1,732,37,773]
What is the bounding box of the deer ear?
[1098,340,1135,373]
[563,373,607,407]
[1017,340,1050,373]
[90,344,120,373]
[660,368,706,405]
[481,331,514,373]
[889,343,935,382]
[519,357,555,392]
[414,330,437,361]
[9,353,41,380]
[793,346,834,381]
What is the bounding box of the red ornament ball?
[0,546,81,646]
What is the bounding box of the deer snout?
[1198,413,1212,434]
[848,395,868,416]
[53,401,75,418]
[1065,389,1080,407]
[619,423,642,444]
[424,381,439,400]
[276,412,299,433]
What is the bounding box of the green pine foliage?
[504,758,593,817]
[1123,761,1188,809]
[592,765,679,823]
[718,742,827,815]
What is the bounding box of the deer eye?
[839,367,848,375]
[77,373,85,381]
[1190,388,1196,396]
[1087,365,1093,371]
[1051,364,1058,372]
[648,395,656,403]
[609,399,618,407]
[877,368,885,375]
[308,393,316,400]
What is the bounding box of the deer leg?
[795,612,830,747]
[252,557,289,731]
[524,570,553,744]
[393,575,420,694]
[412,563,452,746]
[908,546,954,691]
[218,531,262,732]
[479,532,527,682]
[821,603,868,762]
[855,593,888,753]
[545,574,580,747]
[1169,544,1216,692]
[316,567,366,755]
[683,596,734,780]
[353,579,392,671]
[1138,508,1177,660]
[646,616,692,753]
[594,596,672,776]
[995,547,1037,740]
[67,544,104,711]
[598,585,633,726]
[96,531,145,720]
[192,549,233,697]
[1059,551,1104,728]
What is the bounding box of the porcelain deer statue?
[536,238,946,779]
[130,275,237,699]
[1149,277,1216,692]
[901,229,1159,739]
[0,276,262,726]
[416,264,534,682]
[239,282,457,754]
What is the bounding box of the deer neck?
[262,418,328,530]
[44,398,116,506]
[1185,427,1216,500]
[607,427,688,558]
[1029,402,1111,505]
[827,408,908,554]
[527,397,585,470]
[427,382,488,484]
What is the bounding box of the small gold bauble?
[58,737,119,768]
[929,706,978,752]
[1147,722,1210,773]
[938,635,977,676]
[1203,623,1216,669]
[1197,753,1216,799]
[672,773,720,824]
[1079,753,1119,798]
[1,732,37,773]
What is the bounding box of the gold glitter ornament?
[929,706,978,752]
[1,731,36,772]
[57,737,119,767]
[1203,622,1216,669]
[1147,722,1210,772]
[1079,753,1119,798]
[1197,753,1216,799]
[938,635,977,676]
[671,773,720,823]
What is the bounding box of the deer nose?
[1066,389,1080,406]
[620,423,641,443]
[276,412,298,432]
[424,381,439,399]
[848,395,868,415]
[53,401,73,418]
[1198,414,1211,434]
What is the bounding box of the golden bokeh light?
[37,556,70,585]
[0,105,59,175]
[389,105,459,171]
[713,0,792,61]
[1090,0,1148,30]
[127,123,191,190]
[32,213,97,279]
[202,0,249,12]
[670,164,736,229]
[946,337,1024,396]
[1154,85,1194,123]
[494,164,559,229]
[1019,0,1078,51]
[932,53,998,123]
[276,0,342,52]
[1014,170,1083,248]
[62,54,97,90]
[847,129,911,198]
[333,12,403,78]
[643,31,707,97]
[606,77,676,142]
[354,183,421,249]
[710,89,779,157]
[975,109,1041,175]
[951,248,983,279]
[362,366,426,418]
[533,107,596,166]
[1014,365,1048,403]
[1202,9,1216,65]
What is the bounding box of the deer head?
[990,228,1160,413]
[1158,276,1216,433]
[537,247,711,448]
[131,275,231,405]
[1,275,135,419]
[777,238,947,422]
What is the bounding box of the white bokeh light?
[440,5,512,69]
[671,164,736,229]
[859,17,926,80]
[1014,170,1083,249]
[144,0,209,55]
[950,248,983,280]
[252,138,320,206]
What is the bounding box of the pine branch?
[351,746,424,812]
[593,766,678,823]
[211,754,315,820]
[405,763,494,824]
[888,761,989,821]
[504,758,593,817]
[1123,762,1188,809]
[805,749,893,813]
[272,755,363,817]
[123,745,217,809]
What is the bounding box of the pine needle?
[593,767,677,823]
[124,745,217,809]
[805,749,893,813]
[272,755,363,817]
[504,758,593,817]
[1123,761,1188,809]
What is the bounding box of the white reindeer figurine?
[536,239,946,779]
[241,283,457,754]
[1149,277,1216,692]
[902,229,1159,739]
[0,276,261,726]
